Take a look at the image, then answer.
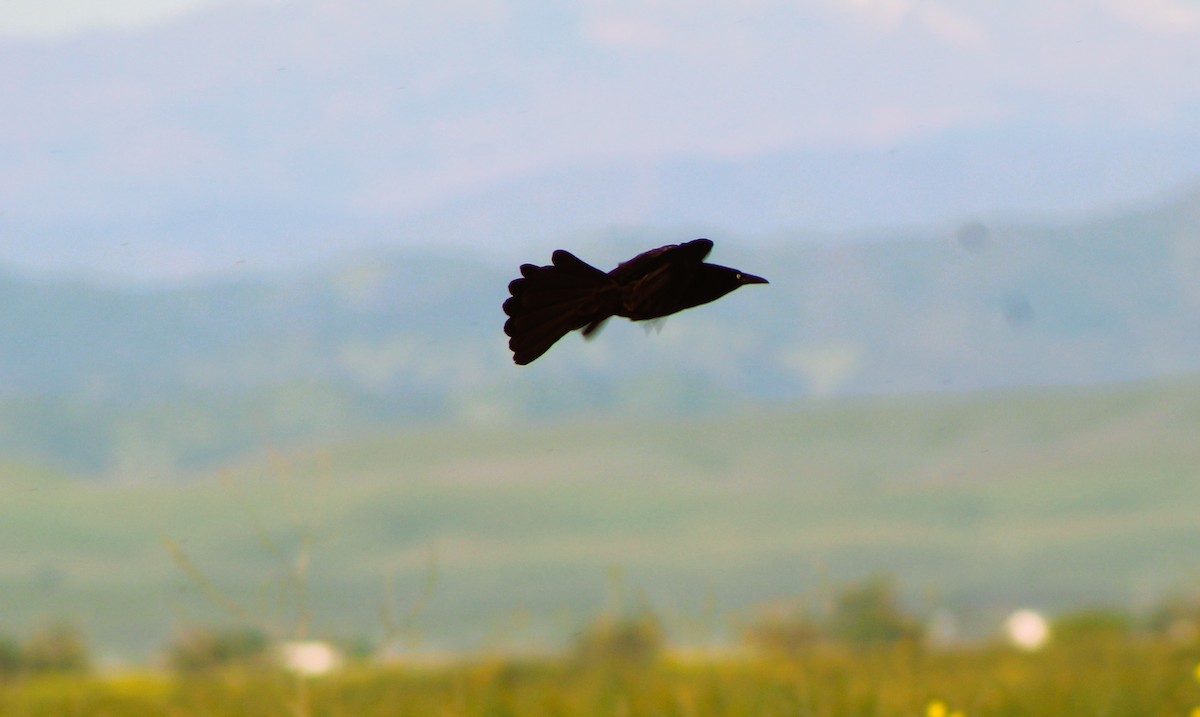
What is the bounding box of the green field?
[4,643,1200,717]
[3,377,1200,660]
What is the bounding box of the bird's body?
[503,239,767,365]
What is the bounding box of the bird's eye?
[735,273,743,280]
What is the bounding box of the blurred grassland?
[2,376,1200,658]
[3,642,1200,717]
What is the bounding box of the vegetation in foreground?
[6,576,1200,716]
[2,639,1200,717]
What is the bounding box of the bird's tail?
[504,250,616,365]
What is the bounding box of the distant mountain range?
[407,128,1200,257]
[4,0,1200,279]
[2,188,1199,475]
[10,127,1200,281]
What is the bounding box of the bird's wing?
[607,239,712,284]
[608,239,714,319]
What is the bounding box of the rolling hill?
[1,189,1199,475]
[2,375,1199,660]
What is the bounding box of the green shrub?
[164,625,271,672]
[1053,607,1132,645]
[740,606,825,657]
[571,611,664,667]
[0,632,21,677]
[22,622,89,673]
[828,574,920,646]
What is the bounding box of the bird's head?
[733,270,769,286]
[687,263,769,307]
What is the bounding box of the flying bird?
[503,238,768,365]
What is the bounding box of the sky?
[2,0,1200,279]
[0,0,280,38]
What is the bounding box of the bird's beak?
[741,273,769,285]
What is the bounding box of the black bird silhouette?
[503,238,768,365]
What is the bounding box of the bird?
[503,238,768,365]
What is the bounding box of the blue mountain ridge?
[0,188,1198,475]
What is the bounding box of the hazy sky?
[3,0,1200,279]
[0,0,283,38]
